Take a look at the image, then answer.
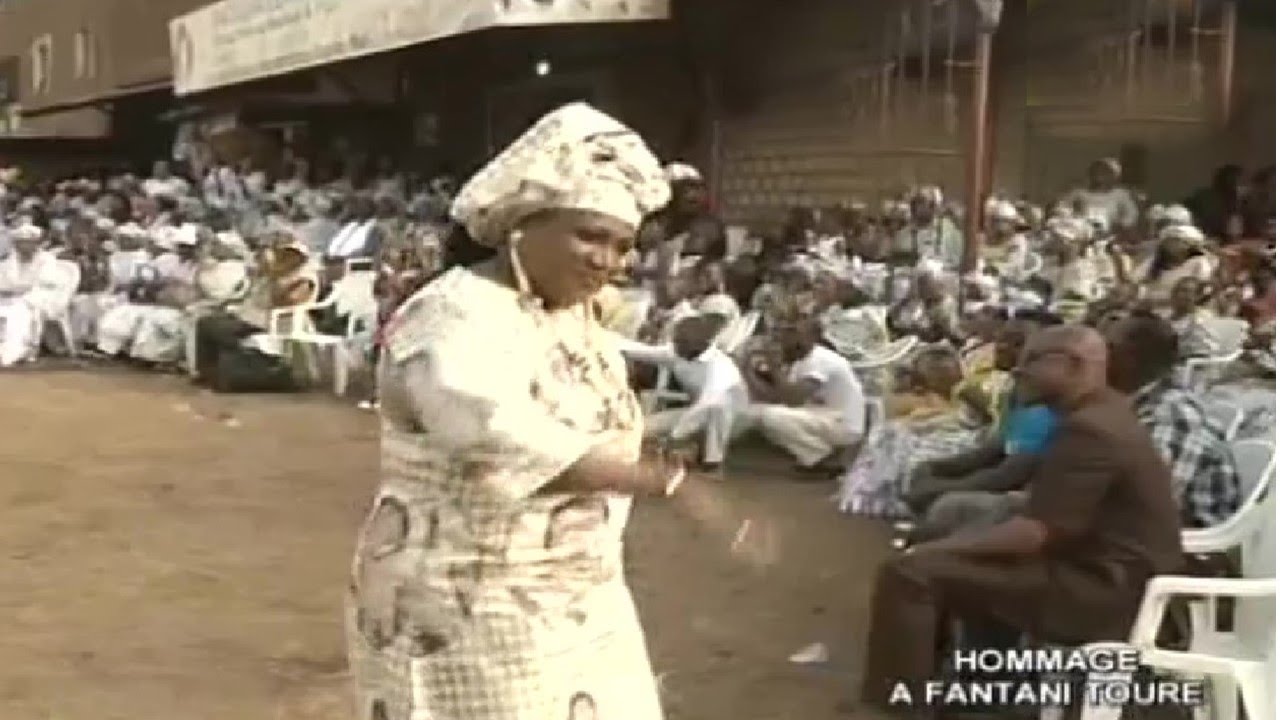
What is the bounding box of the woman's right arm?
[540,448,675,497]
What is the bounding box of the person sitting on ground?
[901,388,1060,544]
[192,238,319,391]
[885,346,968,422]
[952,318,1031,427]
[739,317,866,474]
[886,266,961,344]
[1101,311,1241,529]
[860,326,1184,712]
[621,315,748,473]
[838,342,1013,519]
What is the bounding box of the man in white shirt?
[621,315,748,470]
[740,319,867,471]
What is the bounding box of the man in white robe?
[738,319,868,471]
[127,226,202,363]
[96,226,198,362]
[0,225,66,366]
[620,316,749,470]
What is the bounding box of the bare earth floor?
[0,370,890,720]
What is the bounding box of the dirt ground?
[0,369,891,720]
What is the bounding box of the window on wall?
[74,29,96,79]
[30,34,52,94]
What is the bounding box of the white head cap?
[664,162,703,184]
[988,200,1019,222]
[1159,223,1207,245]
[11,223,44,241]
[1162,205,1193,226]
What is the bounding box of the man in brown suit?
[861,326,1184,712]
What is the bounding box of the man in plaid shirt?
[1106,312,1242,528]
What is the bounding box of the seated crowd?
[0,154,1274,711]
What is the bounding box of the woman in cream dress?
[347,104,742,720]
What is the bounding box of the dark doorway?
[485,77,600,154]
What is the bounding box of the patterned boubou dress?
[347,265,663,720]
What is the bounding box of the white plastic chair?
[1181,317,1250,389]
[1203,401,1246,442]
[266,274,374,396]
[1202,316,1251,353]
[1129,486,1276,720]
[713,310,760,356]
[1182,440,1275,556]
[1051,442,1277,720]
[616,287,654,340]
[1023,251,1044,277]
[849,335,918,371]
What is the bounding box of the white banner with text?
[171,0,669,96]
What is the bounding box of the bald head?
[1018,325,1109,408]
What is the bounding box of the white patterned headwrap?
[450,103,670,246]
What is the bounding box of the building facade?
[0,0,208,165]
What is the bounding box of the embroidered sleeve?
[384,281,594,504]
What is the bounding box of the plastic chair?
[1129,488,1276,720]
[615,287,654,340]
[265,275,373,396]
[849,335,918,371]
[1181,317,1250,389]
[1182,440,1275,556]
[1047,528,1275,720]
[1202,316,1251,354]
[713,310,760,357]
[1203,401,1245,442]
[1023,251,1044,277]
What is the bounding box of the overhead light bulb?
[535,60,551,76]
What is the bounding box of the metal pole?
[1219,0,1238,125]
[962,29,993,274]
